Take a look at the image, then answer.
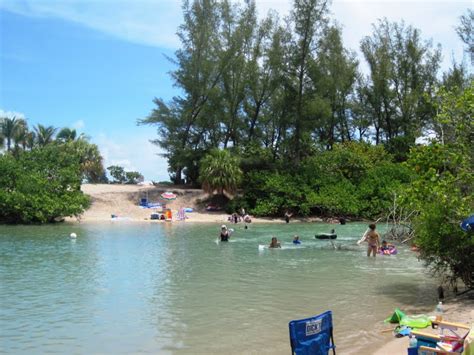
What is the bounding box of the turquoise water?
[0,222,438,354]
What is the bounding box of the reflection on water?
[0,222,437,354]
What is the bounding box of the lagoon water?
[0,222,438,354]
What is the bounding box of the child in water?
[269,237,281,248]
[292,235,301,245]
[380,240,396,255]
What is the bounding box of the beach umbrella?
[460,215,474,232]
[161,191,177,200]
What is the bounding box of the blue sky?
[0,0,470,181]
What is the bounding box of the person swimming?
[220,225,230,242]
[292,235,301,245]
[269,236,281,248]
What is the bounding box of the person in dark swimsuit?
[220,225,230,242]
[269,237,281,248]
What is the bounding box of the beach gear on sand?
[385,308,431,329]
[399,315,431,329]
[289,310,336,355]
[412,320,471,354]
[385,308,406,323]
[161,192,177,200]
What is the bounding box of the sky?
[0,0,470,181]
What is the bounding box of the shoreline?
[71,184,352,225]
[67,212,338,224]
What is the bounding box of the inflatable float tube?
[380,248,398,255]
[315,233,337,240]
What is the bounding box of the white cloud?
[0,109,26,119]
[72,119,85,130]
[1,0,468,71]
[95,132,169,181]
[1,0,182,48]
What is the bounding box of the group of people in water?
[220,223,396,255]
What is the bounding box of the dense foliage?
[0,118,107,183]
[199,149,243,196]
[140,0,449,185]
[0,118,108,224]
[400,84,474,289]
[0,144,90,224]
[239,142,412,217]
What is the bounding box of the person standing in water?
[220,225,230,242]
[365,223,380,257]
[284,211,293,223]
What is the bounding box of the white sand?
[69,183,319,224]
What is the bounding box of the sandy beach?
[71,183,322,224]
[74,184,473,354]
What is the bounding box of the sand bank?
[70,183,326,224]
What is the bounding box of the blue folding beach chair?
[289,311,336,355]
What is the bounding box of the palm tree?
[13,120,29,151]
[26,131,36,150]
[56,127,77,142]
[1,116,25,152]
[34,124,57,147]
[199,149,243,196]
[0,118,4,150]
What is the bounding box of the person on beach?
[365,223,380,257]
[232,212,239,224]
[293,235,301,245]
[284,211,293,223]
[269,237,281,248]
[220,225,230,242]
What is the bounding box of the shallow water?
[0,222,438,354]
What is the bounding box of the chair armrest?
[432,320,470,331]
[418,345,460,354]
[412,330,442,341]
